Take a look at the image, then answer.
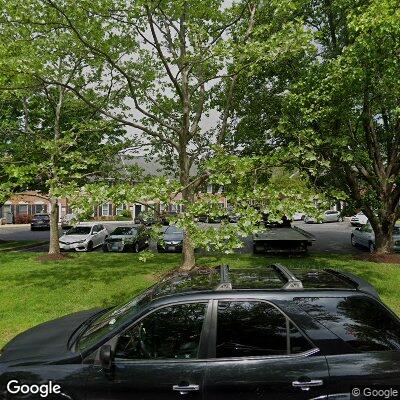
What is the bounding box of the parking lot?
[0,219,360,254]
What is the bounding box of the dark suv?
[1,265,400,399]
[30,213,50,231]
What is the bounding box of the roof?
[147,264,379,300]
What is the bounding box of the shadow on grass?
[4,253,180,290]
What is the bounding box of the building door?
[3,205,13,224]
[134,204,142,219]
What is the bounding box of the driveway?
[0,220,360,254]
[292,220,358,254]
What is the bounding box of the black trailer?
[253,225,315,254]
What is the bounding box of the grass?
[0,251,399,348]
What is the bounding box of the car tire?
[369,242,375,253]
[102,244,109,252]
[86,241,94,252]
[30,227,35,231]
[351,234,357,247]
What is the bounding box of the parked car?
[61,213,76,230]
[157,225,184,252]
[351,221,400,253]
[59,223,108,252]
[1,264,399,399]
[350,211,368,226]
[197,213,230,223]
[102,225,149,253]
[196,214,208,223]
[159,211,178,226]
[305,210,343,223]
[292,212,305,221]
[134,211,156,226]
[228,213,240,223]
[30,213,50,230]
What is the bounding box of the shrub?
[15,214,32,224]
[120,209,132,218]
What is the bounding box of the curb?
[0,241,49,252]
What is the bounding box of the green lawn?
[0,251,399,348]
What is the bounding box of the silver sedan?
[304,210,343,223]
[351,222,400,253]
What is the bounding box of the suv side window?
[294,296,400,352]
[115,302,207,360]
[216,301,313,358]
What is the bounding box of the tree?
[231,0,400,254]
[1,0,327,266]
[0,15,126,253]
[4,0,258,268]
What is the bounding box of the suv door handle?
[292,379,323,391]
[172,384,200,395]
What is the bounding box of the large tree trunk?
[365,208,396,254]
[181,228,196,270]
[374,228,394,254]
[48,197,60,254]
[178,1,196,271]
[179,163,196,270]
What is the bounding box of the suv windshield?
[165,226,183,235]
[33,214,49,219]
[67,226,91,235]
[77,288,154,351]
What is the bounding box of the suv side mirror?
[99,344,114,372]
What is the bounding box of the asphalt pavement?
[292,220,358,254]
[0,219,361,255]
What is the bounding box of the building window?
[18,204,28,215]
[3,205,11,214]
[116,204,124,215]
[102,203,110,216]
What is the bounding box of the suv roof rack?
[212,264,376,295]
[325,269,380,299]
[215,265,232,291]
[271,264,304,290]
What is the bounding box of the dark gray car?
[103,225,148,253]
[157,225,184,252]
[30,213,50,231]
